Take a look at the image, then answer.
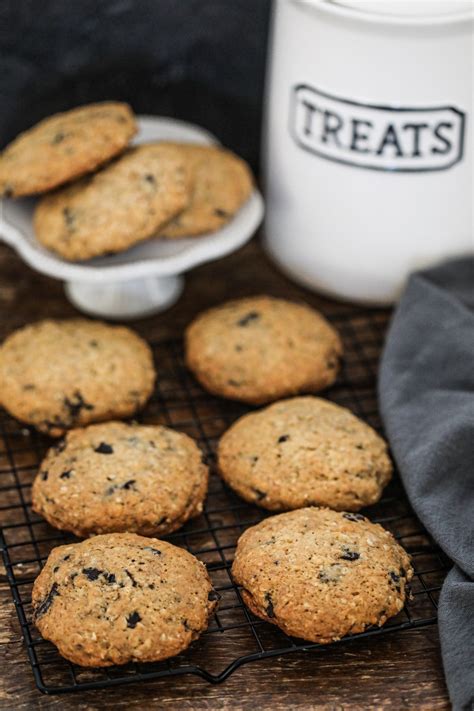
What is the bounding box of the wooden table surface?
[0,239,449,709]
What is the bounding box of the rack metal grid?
[0,308,450,694]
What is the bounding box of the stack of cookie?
[0,102,254,261]
[0,295,412,668]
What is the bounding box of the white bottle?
[263,0,474,304]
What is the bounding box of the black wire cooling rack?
[0,308,450,694]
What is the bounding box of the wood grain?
[0,239,450,709]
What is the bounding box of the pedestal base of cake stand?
[64,274,184,320]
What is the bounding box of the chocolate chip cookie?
[218,396,392,511]
[34,143,191,261]
[0,102,136,198]
[185,296,342,404]
[0,319,155,436]
[157,143,253,238]
[232,507,412,643]
[32,533,219,666]
[32,422,208,537]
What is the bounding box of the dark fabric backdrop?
[0,0,271,170]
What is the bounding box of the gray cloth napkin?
[378,257,474,710]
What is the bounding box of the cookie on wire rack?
[232,507,413,644]
[218,396,392,511]
[185,295,343,404]
[0,318,155,436]
[32,421,209,537]
[32,533,219,666]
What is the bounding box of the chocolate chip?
[182,619,191,631]
[126,611,141,628]
[237,311,260,327]
[340,547,360,561]
[208,589,221,601]
[252,488,266,501]
[122,479,136,490]
[63,207,75,230]
[63,555,70,561]
[125,569,137,587]
[144,173,156,185]
[83,568,102,581]
[52,131,66,144]
[343,513,365,522]
[94,442,114,455]
[40,470,49,481]
[389,571,401,592]
[104,573,116,584]
[143,546,161,556]
[214,208,229,218]
[34,583,59,619]
[264,592,275,618]
[60,470,72,479]
[64,391,94,421]
[277,434,289,443]
[400,567,406,578]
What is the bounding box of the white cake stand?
[0,116,264,319]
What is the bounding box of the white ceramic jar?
[263,0,474,304]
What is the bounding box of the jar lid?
[326,0,473,18]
